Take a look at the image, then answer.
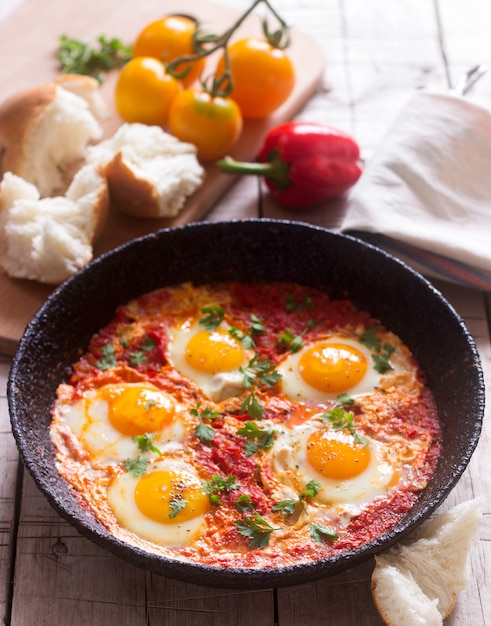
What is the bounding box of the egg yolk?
[134,469,209,523]
[306,430,371,480]
[185,329,244,373]
[101,385,176,436]
[299,342,367,394]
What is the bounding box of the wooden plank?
[11,473,274,626]
[0,356,20,623]
[2,0,491,624]
[0,0,325,355]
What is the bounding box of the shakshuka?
[50,282,441,569]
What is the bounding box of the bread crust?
[104,151,162,217]
[0,82,57,175]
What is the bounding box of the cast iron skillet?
[8,219,484,589]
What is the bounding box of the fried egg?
[278,335,383,402]
[168,319,251,401]
[268,413,399,508]
[107,457,210,546]
[58,382,188,464]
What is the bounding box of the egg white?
[58,383,188,465]
[167,320,250,401]
[107,458,208,546]
[268,419,396,508]
[277,335,383,402]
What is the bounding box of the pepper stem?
[216,150,290,189]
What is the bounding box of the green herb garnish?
[132,433,161,456]
[199,305,225,331]
[169,497,187,519]
[285,294,314,312]
[203,474,238,506]
[273,479,321,515]
[310,523,339,543]
[235,512,280,548]
[240,355,281,388]
[235,493,255,512]
[191,403,221,446]
[96,343,117,370]
[236,421,275,457]
[55,34,131,82]
[122,456,149,478]
[321,407,369,446]
[277,328,304,353]
[129,350,147,366]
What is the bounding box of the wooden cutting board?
[0,0,324,355]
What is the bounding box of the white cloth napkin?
[341,90,491,290]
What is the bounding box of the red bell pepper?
[217,121,362,209]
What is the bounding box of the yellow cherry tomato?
[114,57,182,126]
[132,16,206,87]
[168,89,243,161]
[216,37,295,119]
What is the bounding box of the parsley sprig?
[310,523,339,543]
[199,305,225,331]
[321,407,369,446]
[132,433,162,456]
[122,456,149,477]
[236,421,275,457]
[56,34,131,82]
[235,512,280,548]
[96,343,117,370]
[191,403,221,446]
[241,355,281,388]
[285,294,314,312]
[359,328,395,374]
[203,474,239,506]
[239,355,282,419]
[273,479,321,515]
[229,314,266,349]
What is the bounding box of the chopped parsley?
[236,421,275,457]
[240,391,265,420]
[235,493,255,512]
[273,479,321,515]
[129,350,147,366]
[122,456,149,478]
[359,328,395,374]
[235,512,280,548]
[169,497,187,519]
[277,328,304,353]
[96,343,117,370]
[55,34,131,82]
[199,305,225,331]
[372,345,395,374]
[229,313,266,350]
[239,355,282,419]
[310,523,339,543]
[203,474,239,506]
[191,403,221,446]
[285,294,314,312]
[321,407,369,446]
[240,355,281,388]
[132,433,161,456]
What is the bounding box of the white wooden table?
[0,0,490,624]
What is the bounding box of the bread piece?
[54,74,110,121]
[86,123,204,218]
[0,163,108,284]
[371,498,483,626]
[0,79,104,197]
